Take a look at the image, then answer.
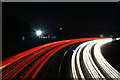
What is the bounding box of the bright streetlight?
[35,30,42,36]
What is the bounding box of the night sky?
[3,2,120,48]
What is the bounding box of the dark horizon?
[3,2,120,49]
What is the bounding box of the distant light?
[36,30,42,36]
[100,34,104,37]
[110,35,113,37]
[60,27,63,30]
[22,36,25,40]
[51,36,57,39]
[70,49,75,52]
[48,34,50,38]
[116,37,120,40]
[40,36,48,39]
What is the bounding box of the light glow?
[35,30,42,36]
[71,38,120,79]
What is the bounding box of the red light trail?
[1,37,111,79]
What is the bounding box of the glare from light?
[116,38,120,40]
[36,30,42,36]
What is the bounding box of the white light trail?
[94,39,120,79]
[71,38,120,80]
[82,40,106,79]
[71,41,89,80]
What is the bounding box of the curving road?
[0,38,120,80]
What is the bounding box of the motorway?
[0,38,120,80]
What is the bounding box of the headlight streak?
[71,41,90,80]
[94,39,120,79]
[83,40,105,79]
[71,38,120,80]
